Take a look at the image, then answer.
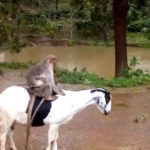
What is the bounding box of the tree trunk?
[113,0,128,77]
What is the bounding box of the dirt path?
[1,71,150,150]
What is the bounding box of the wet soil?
[1,71,150,150]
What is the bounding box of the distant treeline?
[0,0,150,51]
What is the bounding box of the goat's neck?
[45,90,97,125]
[59,90,96,114]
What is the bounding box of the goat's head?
[91,88,112,115]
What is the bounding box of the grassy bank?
[127,33,150,48]
[0,32,150,49]
[65,32,150,47]
[0,62,150,88]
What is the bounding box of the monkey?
[25,55,66,150]
[26,55,65,100]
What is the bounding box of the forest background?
[0,0,150,88]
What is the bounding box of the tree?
[113,0,129,77]
[127,0,150,39]
[71,0,112,41]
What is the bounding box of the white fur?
[0,86,111,150]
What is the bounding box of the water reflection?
[0,46,150,77]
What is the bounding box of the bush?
[127,18,150,39]
[19,12,58,37]
[56,66,150,88]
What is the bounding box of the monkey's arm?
[46,70,62,95]
[50,78,66,95]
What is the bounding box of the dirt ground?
[0,71,150,150]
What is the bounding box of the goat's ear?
[90,88,106,93]
[91,89,97,93]
[105,92,110,100]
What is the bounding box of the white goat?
[0,86,111,150]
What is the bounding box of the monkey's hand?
[60,90,65,95]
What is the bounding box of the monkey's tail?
[24,94,35,150]
[24,95,45,150]
[30,97,45,125]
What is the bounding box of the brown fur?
[26,55,64,100]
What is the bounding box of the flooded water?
[0,46,150,77]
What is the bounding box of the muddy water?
[0,46,150,77]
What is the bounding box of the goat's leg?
[0,109,14,150]
[51,141,57,150]
[8,122,17,150]
[46,124,59,150]
[0,131,7,150]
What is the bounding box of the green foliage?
[56,66,150,88]
[71,0,112,41]
[142,26,150,40]
[127,32,150,48]
[56,67,102,85]
[127,0,150,39]
[0,62,35,69]
[0,1,63,51]
[43,8,71,19]
[56,57,150,88]
[129,56,138,69]
[19,12,59,38]
[127,18,150,37]
[116,57,150,87]
[0,61,150,88]
[1,0,150,48]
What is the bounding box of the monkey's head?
[44,55,57,68]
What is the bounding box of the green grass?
[127,32,150,48]
[0,62,35,69]
[56,67,150,88]
[1,62,150,88]
[65,32,150,47]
